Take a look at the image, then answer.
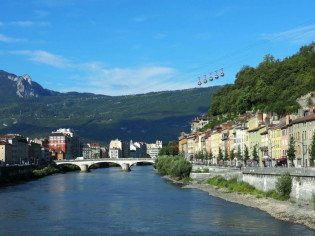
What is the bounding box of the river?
[0,165,314,235]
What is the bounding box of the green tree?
[244,145,249,165]
[276,172,292,199]
[287,137,296,167]
[230,149,235,165]
[310,133,315,167]
[209,151,213,164]
[236,146,242,161]
[252,145,259,163]
[218,147,223,164]
[224,149,228,162]
[159,141,179,156]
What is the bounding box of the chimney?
[285,114,291,125]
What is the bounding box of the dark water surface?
[0,165,314,235]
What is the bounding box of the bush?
[32,165,60,177]
[154,155,192,179]
[195,169,202,173]
[203,168,209,173]
[183,177,193,183]
[206,175,291,201]
[275,172,292,198]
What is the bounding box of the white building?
[146,140,162,158]
[109,148,122,159]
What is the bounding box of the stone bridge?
[54,158,155,172]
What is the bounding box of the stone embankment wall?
[190,165,315,202]
[191,165,242,181]
[242,167,315,201]
[0,165,37,183]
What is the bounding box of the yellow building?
[178,132,188,156]
[210,129,221,164]
[269,124,282,160]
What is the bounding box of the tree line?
[208,43,315,116]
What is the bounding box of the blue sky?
[1,0,315,96]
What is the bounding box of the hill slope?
[208,43,315,116]
[0,70,220,143]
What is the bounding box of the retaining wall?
[242,167,315,201]
[0,165,37,183]
[191,166,315,202]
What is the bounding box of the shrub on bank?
[206,175,291,201]
[206,176,257,194]
[32,165,60,177]
[275,171,292,199]
[154,156,192,179]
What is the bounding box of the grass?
[183,177,193,183]
[203,168,209,173]
[206,176,290,201]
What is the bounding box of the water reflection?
[0,166,314,235]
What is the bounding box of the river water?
[0,165,314,236]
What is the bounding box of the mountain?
[0,70,57,101]
[208,43,315,116]
[0,70,221,144]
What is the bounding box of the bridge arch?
[54,158,155,172]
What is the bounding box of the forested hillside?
[0,70,221,143]
[208,43,315,116]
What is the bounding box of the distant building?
[109,139,129,158]
[83,143,101,159]
[29,141,41,164]
[109,147,122,159]
[0,134,28,164]
[100,146,108,158]
[48,128,82,160]
[191,117,215,132]
[146,140,162,158]
[130,140,148,158]
[0,141,12,165]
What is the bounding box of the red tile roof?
[292,113,315,124]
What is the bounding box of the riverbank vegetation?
[32,164,80,178]
[206,175,292,201]
[154,155,192,180]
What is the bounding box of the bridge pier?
[121,163,131,172]
[79,164,89,172]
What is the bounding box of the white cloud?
[261,25,315,43]
[9,21,49,27]
[62,65,181,96]
[132,16,146,22]
[0,34,23,43]
[10,50,72,68]
[89,66,175,90]
[8,48,190,96]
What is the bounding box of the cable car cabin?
[220,72,224,77]
[198,81,202,86]
[215,74,219,79]
[203,79,207,83]
[209,76,213,81]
